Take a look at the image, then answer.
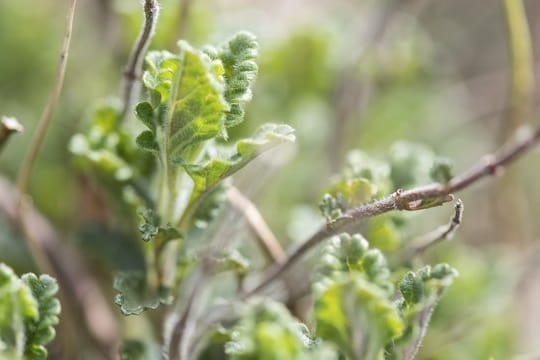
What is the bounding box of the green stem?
[502,0,534,135]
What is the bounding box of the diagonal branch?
[226,186,286,264]
[243,124,540,298]
[16,0,78,275]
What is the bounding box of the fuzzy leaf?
[314,276,404,360]
[183,123,295,199]
[21,274,61,360]
[316,233,392,292]
[113,271,171,316]
[138,43,228,165]
[0,264,60,360]
[214,31,259,128]
[138,208,182,244]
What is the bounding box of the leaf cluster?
[0,263,60,360]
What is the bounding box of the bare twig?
[15,0,77,274]
[168,266,207,360]
[402,199,464,260]
[0,116,23,154]
[243,124,540,298]
[120,0,159,121]
[227,187,286,264]
[17,0,77,201]
[403,293,442,360]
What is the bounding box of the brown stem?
[168,267,206,360]
[15,0,77,276]
[243,124,540,298]
[227,187,286,263]
[120,0,159,121]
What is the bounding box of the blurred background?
[2,0,540,358]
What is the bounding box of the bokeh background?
[2,0,540,358]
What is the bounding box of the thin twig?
[120,0,159,121]
[243,124,540,298]
[403,292,443,360]
[227,187,286,263]
[17,0,77,199]
[168,266,206,360]
[0,116,23,154]
[15,0,78,273]
[402,199,464,260]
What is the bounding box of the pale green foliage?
[311,234,458,360]
[137,43,227,163]
[110,32,295,316]
[385,264,458,359]
[313,233,403,359]
[0,263,60,360]
[184,123,294,201]
[314,277,404,360]
[206,31,259,128]
[138,208,182,243]
[70,102,135,181]
[20,274,61,360]
[225,300,313,359]
[319,150,389,223]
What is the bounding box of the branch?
[403,292,443,360]
[120,0,159,121]
[17,0,77,201]
[243,124,540,297]
[227,187,286,264]
[168,266,207,360]
[15,0,78,274]
[402,199,464,260]
[0,116,23,154]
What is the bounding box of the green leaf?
[113,271,171,316]
[314,276,404,360]
[389,264,458,358]
[138,42,228,165]
[21,274,61,360]
[0,264,60,360]
[0,263,39,358]
[183,123,295,200]
[319,150,388,223]
[138,208,182,244]
[316,233,392,292]
[214,31,259,128]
